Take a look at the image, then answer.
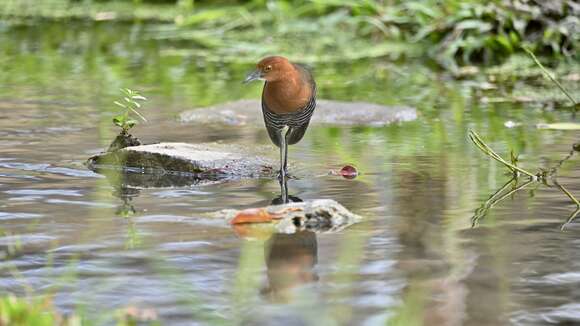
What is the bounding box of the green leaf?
[113,115,125,127]
[125,119,137,129]
[455,19,492,32]
[114,101,126,108]
[130,108,148,122]
[536,123,580,130]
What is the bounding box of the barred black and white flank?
[262,72,316,147]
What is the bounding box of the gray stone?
[180,99,417,127]
[87,142,276,181]
[215,199,362,233]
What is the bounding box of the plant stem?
[468,130,537,178]
[523,47,577,108]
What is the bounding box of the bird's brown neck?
[263,69,312,114]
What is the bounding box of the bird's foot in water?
[277,170,289,182]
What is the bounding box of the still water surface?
[0,21,579,325]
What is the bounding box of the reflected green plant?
[386,282,427,326]
[471,177,536,227]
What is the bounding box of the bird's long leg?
[278,126,290,185]
[278,173,289,204]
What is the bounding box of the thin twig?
[523,47,577,107]
[468,130,538,178]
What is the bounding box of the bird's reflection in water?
[262,230,318,303]
[261,178,319,303]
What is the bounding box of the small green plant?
[113,88,148,133]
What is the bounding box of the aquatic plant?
[469,130,579,228]
[113,88,148,134]
[469,130,537,179]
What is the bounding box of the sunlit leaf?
[537,123,580,130]
[113,115,125,127]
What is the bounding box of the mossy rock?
[87,142,276,183]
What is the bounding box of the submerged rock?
[215,199,362,235]
[87,142,276,182]
[180,99,417,127]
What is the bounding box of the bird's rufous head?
[244,56,294,84]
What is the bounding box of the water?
[0,21,579,325]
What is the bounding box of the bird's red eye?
[264,65,272,72]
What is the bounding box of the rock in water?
[180,99,417,127]
[216,199,362,234]
[87,142,275,179]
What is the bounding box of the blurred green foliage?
[1,0,577,70]
[0,295,59,326]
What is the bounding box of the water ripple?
[5,189,83,197]
[0,212,43,220]
[45,199,115,208]
[0,233,56,246]
[511,303,580,325]
[527,272,580,285]
[0,161,100,178]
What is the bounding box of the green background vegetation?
[1,0,578,71]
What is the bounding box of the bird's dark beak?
[243,69,262,84]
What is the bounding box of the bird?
[244,56,317,189]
